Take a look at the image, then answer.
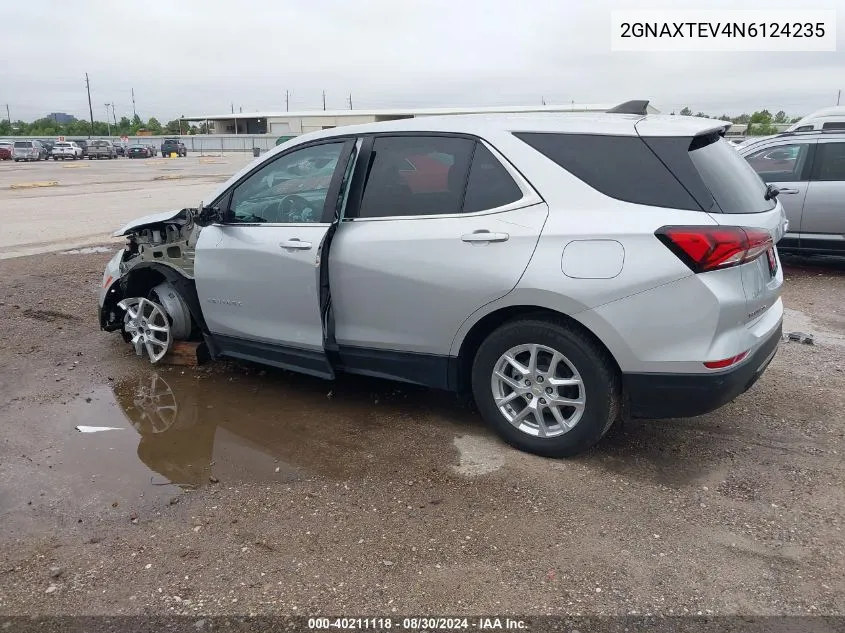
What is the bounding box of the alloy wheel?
[118,297,172,363]
[490,343,585,438]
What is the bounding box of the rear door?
[741,139,815,240]
[800,139,845,250]
[195,138,357,378]
[328,134,547,385]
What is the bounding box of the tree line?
[1,107,804,138]
[0,114,208,138]
[673,107,801,136]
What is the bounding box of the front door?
[743,140,815,241]
[195,139,356,378]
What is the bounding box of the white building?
[184,103,662,137]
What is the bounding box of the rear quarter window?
[514,132,701,210]
[686,135,774,214]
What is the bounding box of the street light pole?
[104,104,111,136]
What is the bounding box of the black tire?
[471,318,620,458]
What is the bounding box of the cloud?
[1,0,842,121]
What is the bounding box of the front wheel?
[471,319,620,457]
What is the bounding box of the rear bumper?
[624,320,782,419]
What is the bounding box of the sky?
[1,0,843,123]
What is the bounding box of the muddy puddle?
[49,369,488,499]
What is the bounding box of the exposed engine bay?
[121,208,202,278]
[100,207,216,363]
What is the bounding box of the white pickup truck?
[51,141,83,160]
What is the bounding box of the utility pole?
[131,88,137,120]
[109,103,117,127]
[285,89,289,112]
[231,103,234,114]
[4,104,10,123]
[838,89,842,106]
[348,93,352,110]
[85,73,95,138]
[322,90,326,111]
[541,96,546,105]
[104,104,111,136]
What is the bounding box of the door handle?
[279,239,312,250]
[461,231,509,243]
[777,188,799,194]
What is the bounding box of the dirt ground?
[0,248,843,619]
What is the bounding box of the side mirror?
[195,205,227,226]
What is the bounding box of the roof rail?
[606,100,650,116]
[740,128,845,146]
[776,128,845,137]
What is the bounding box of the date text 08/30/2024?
[307,617,527,630]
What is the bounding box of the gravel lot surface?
[0,251,842,619]
[0,158,843,621]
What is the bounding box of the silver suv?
[738,130,845,255]
[99,101,785,457]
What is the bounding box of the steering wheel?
[264,194,314,223]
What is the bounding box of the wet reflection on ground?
[73,368,485,491]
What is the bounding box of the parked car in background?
[99,103,785,458]
[739,129,845,255]
[0,141,12,160]
[70,139,90,157]
[112,141,127,157]
[51,141,83,160]
[785,106,845,132]
[161,138,187,157]
[39,140,55,157]
[127,144,152,159]
[87,139,118,159]
[12,140,44,161]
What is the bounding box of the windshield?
[689,136,775,214]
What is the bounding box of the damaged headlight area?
[99,208,207,363]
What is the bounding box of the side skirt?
[203,334,460,391]
[333,346,460,391]
[204,333,335,380]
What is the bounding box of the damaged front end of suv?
[99,205,219,363]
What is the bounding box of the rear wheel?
[471,319,620,457]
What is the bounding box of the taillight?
[655,226,773,273]
[704,351,749,369]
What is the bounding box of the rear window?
[687,135,774,214]
[514,132,700,210]
[14,141,32,148]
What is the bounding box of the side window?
[463,144,522,212]
[357,136,474,218]
[822,122,845,131]
[794,125,814,132]
[744,143,811,183]
[811,143,845,182]
[515,132,700,210]
[229,142,344,223]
